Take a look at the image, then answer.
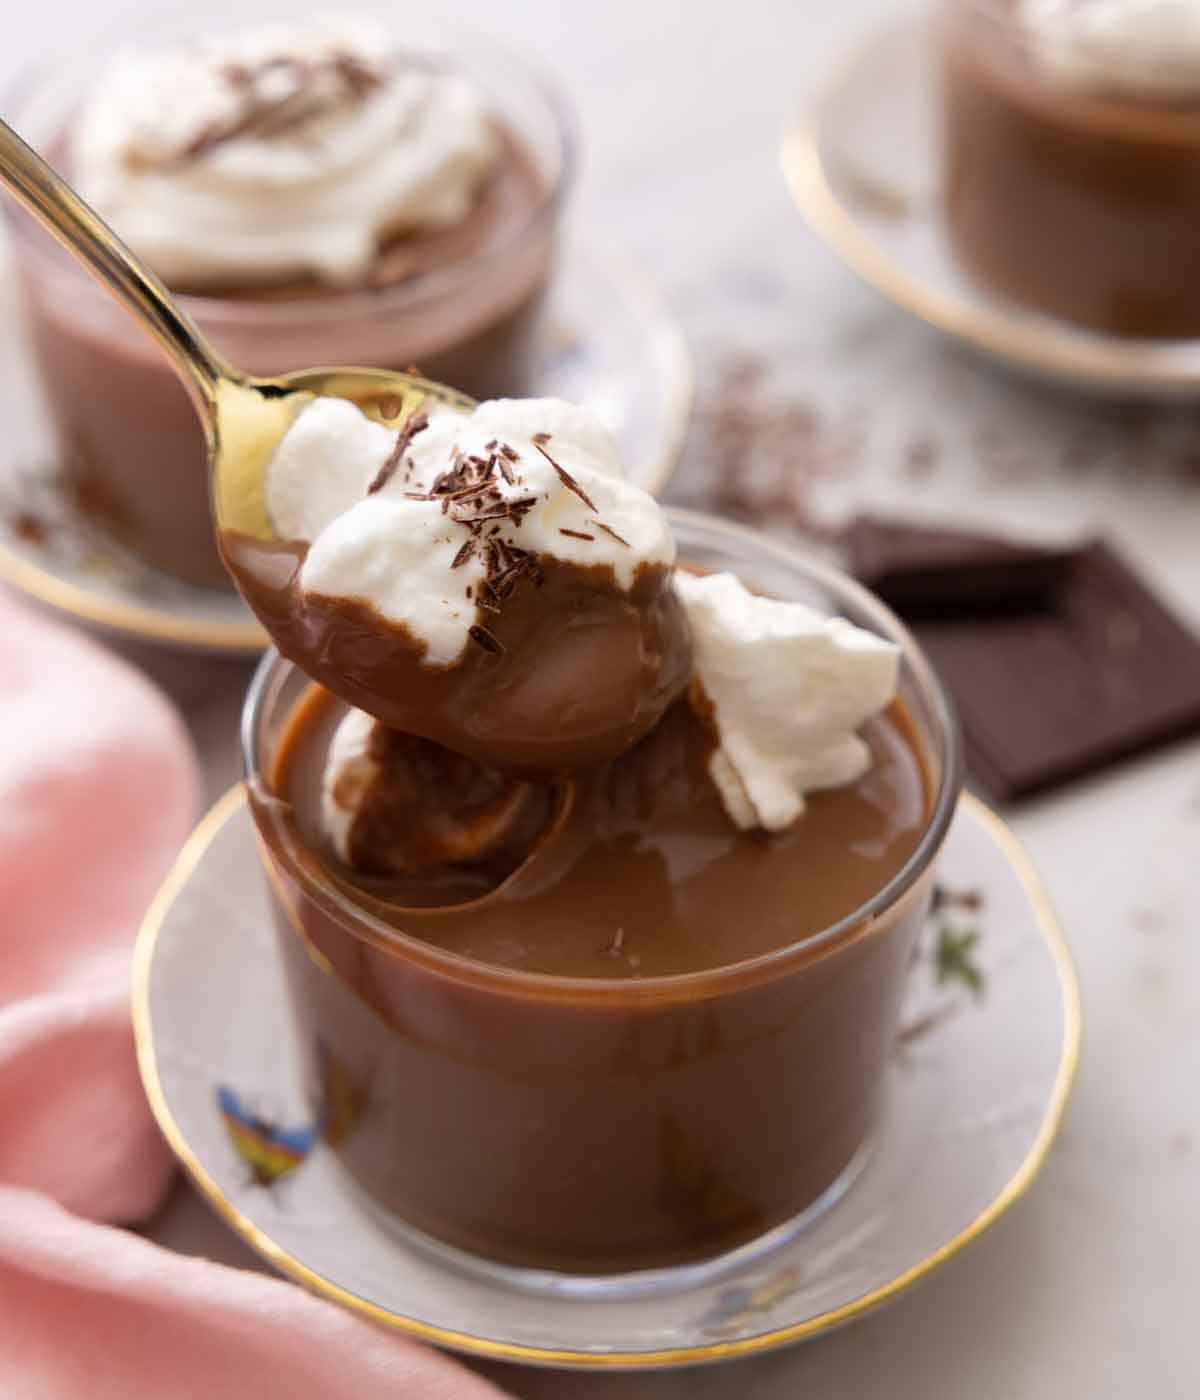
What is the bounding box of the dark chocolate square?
[845,514,1073,615]
[908,542,1200,800]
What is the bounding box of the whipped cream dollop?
[675,572,900,832]
[322,706,377,861]
[265,396,675,666]
[72,15,500,286]
[1018,0,1200,99]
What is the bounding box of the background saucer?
[0,244,692,653]
[133,789,1080,1369]
[781,12,1200,398]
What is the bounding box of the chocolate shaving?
[173,50,386,166]
[368,413,429,495]
[531,440,598,512]
[591,519,630,547]
[559,528,595,541]
[468,624,505,654]
[450,538,476,569]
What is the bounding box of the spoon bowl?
[206,366,473,545]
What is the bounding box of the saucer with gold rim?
[132,786,1079,1370]
[782,11,1200,398]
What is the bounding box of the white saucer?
[781,11,1200,398]
[133,788,1080,1370]
[0,245,691,654]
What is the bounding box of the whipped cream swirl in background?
[71,15,500,287]
[1018,0,1200,99]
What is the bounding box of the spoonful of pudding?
[0,121,691,772]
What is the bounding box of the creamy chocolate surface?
[228,536,691,775]
[269,684,930,979]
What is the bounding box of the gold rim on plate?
[0,544,267,652]
[779,13,1200,395]
[131,784,1082,1369]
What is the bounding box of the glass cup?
[1,1,575,587]
[940,0,1200,338]
[242,511,962,1291]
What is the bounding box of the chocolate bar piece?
[914,543,1200,800]
[844,516,1200,801]
[844,514,1072,614]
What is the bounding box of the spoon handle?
[0,117,235,431]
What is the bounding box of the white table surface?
[5,3,1199,1396]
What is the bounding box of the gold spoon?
[0,118,693,774]
[0,118,473,549]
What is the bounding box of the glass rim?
[0,28,578,325]
[241,507,964,1004]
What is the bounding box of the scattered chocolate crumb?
[1130,907,1168,934]
[11,511,50,547]
[559,528,594,541]
[931,884,985,915]
[468,623,504,654]
[903,434,941,480]
[531,432,551,445]
[677,349,860,539]
[895,1003,958,1048]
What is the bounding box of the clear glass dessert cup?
[939,0,1200,339]
[1,0,575,587]
[241,510,963,1295]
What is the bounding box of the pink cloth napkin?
[0,595,507,1399]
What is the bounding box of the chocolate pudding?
[242,507,960,1277]
[227,541,692,774]
[5,20,570,586]
[942,0,1200,337]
